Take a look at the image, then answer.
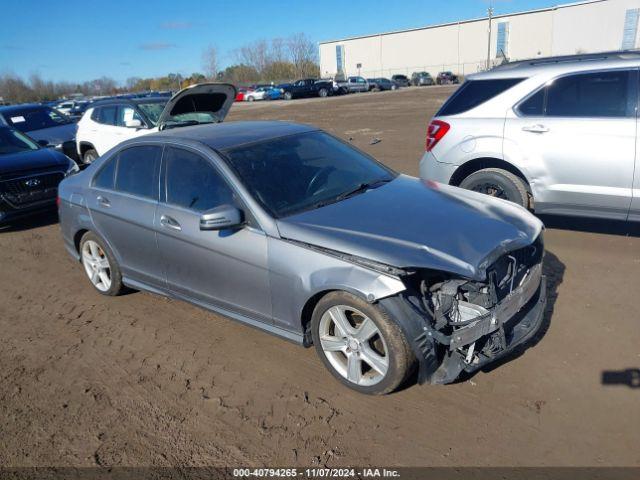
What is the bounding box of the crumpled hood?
[0,148,71,177]
[276,175,543,280]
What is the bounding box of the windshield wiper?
[335,178,392,201]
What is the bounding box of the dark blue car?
[0,126,77,224]
[0,104,78,160]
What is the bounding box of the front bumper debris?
[430,273,547,384]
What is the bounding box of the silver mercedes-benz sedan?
[58,119,547,395]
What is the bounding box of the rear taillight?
[425,120,450,152]
[56,196,61,208]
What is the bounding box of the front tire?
[80,232,125,296]
[318,88,328,98]
[284,91,293,100]
[459,168,530,209]
[311,291,415,395]
[83,149,98,164]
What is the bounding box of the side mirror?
[125,118,143,128]
[37,139,50,147]
[199,204,243,231]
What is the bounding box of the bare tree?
[287,33,318,78]
[234,39,270,76]
[202,45,219,80]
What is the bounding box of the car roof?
[141,121,318,151]
[0,103,52,113]
[90,97,170,108]
[470,50,640,80]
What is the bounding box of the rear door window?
[437,78,524,116]
[97,106,118,126]
[114,145,162,200]
[93,158,117,190]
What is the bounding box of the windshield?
[0,128,39,155]
[4,106,72,132]
[138,100,168,126]
[222,131,396,218]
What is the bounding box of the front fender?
[267,237,406,335]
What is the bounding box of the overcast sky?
[0,0,563,83]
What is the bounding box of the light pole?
[486,6,494,70]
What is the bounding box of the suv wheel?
[318,88,328,98]
[459,168,530,209]
[80,232,125,296]
[83,149,98,164]
[311,291,415,395]
[284,91,293,100]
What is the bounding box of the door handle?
[96,195,110,207]
[522,124,549,133]
[160,214,181,231]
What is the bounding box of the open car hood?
[157,83,237,130]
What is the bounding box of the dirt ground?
[1,86,639,468]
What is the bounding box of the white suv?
[76,84,235,164]
[420,51,640,222]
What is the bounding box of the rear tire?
[318,88,328,98]
[311,291,415,395]
[459,168,530,209]
[79,232,125,296]
[83,149,98,164]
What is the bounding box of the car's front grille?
[0,172,65,208]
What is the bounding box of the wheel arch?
[300,289,338,347]
[450,157,531,190]
[78,141,96,157]
[73,228,90,256]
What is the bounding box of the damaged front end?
[380,235,547,385]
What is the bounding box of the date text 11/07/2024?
[232,468,401,478]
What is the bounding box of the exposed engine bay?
[391,235,546,383]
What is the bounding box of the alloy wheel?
[81,240,111,292]
[318,305,389,386]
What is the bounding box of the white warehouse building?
[319,0,640,80]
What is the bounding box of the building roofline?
[318,0,606,45]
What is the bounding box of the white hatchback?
[75,84,236,164]
[419,51,640,221]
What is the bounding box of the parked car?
[420,51,640,221]
[334,76,369,94]
[0,104,78,160]
[0,126,78,224]
[391,74,410,87]
[235,87,252,102]
[75,83,235,163]
[281,79,334,100]
[58,121,546,395]
[245,86,281,101]
[411,72,435,86]
[55,101,76,115]
[67,101,91,120]
[436,71,460,85]
[370,78,399,91]
[366,78,379,91]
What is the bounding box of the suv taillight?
[425,120,450,152]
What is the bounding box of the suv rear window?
[437,78,524,116]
